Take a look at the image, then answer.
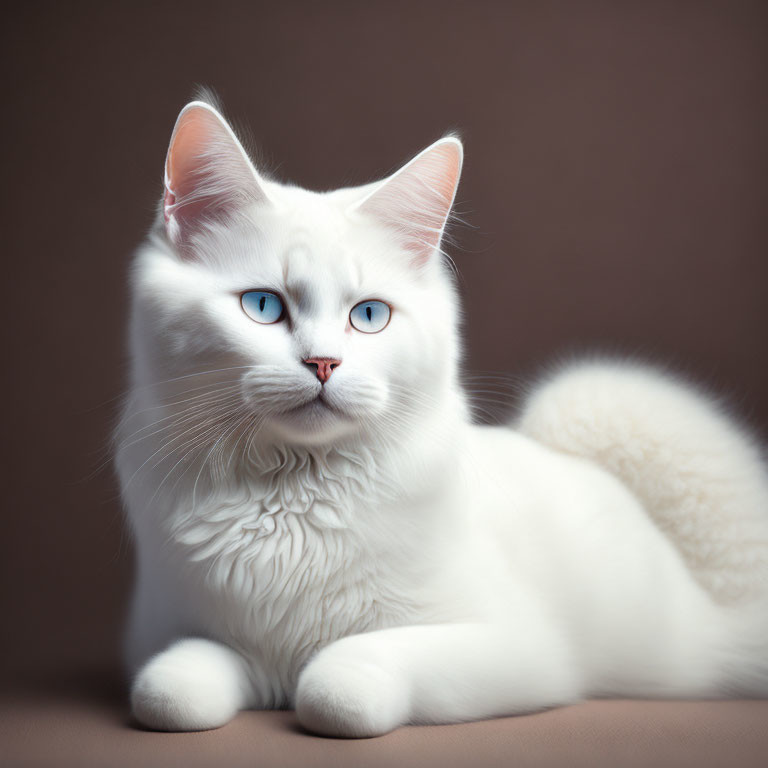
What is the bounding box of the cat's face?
[132,101,463,447]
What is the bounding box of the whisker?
[148,409,245,506]
[121,401,242,494]
[117,390,244,450]
[118,381,243,427]
[190,409,250,505]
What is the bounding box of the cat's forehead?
[238,186,410,289]
[279,240,354,298]
[194,182,414,299]
[263,192,363,276]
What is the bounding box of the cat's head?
[131,99,465,448]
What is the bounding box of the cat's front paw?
[131,638,247,731]
[295,637,408,738]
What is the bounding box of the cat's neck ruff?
[122,382,465,531]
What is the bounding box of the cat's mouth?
[269,391,357,443]
[282,392,345,418]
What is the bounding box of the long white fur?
[117,99,768,736]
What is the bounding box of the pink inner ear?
[358,139,463,265]
[166,108,221,198]
[164,107,228,234]
[405,143,462,253]
[162,104,266,248]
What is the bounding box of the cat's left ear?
[163,101,271,250]
[350,137,463,266]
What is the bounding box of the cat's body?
[117,98,768,736]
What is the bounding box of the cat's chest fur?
[164,446,420,695]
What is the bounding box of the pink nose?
[303,357,341,384]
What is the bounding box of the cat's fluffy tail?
[517,360,768,605]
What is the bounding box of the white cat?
[117,97,768,737]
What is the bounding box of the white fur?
[117,100,768,736]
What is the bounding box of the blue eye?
[349,300,391,333]
[241,291,284,324]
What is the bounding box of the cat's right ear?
[163,101,270,251]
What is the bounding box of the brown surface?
[1,0,767,764]
[2,673,768,768]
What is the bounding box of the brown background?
[1,0,766,691]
